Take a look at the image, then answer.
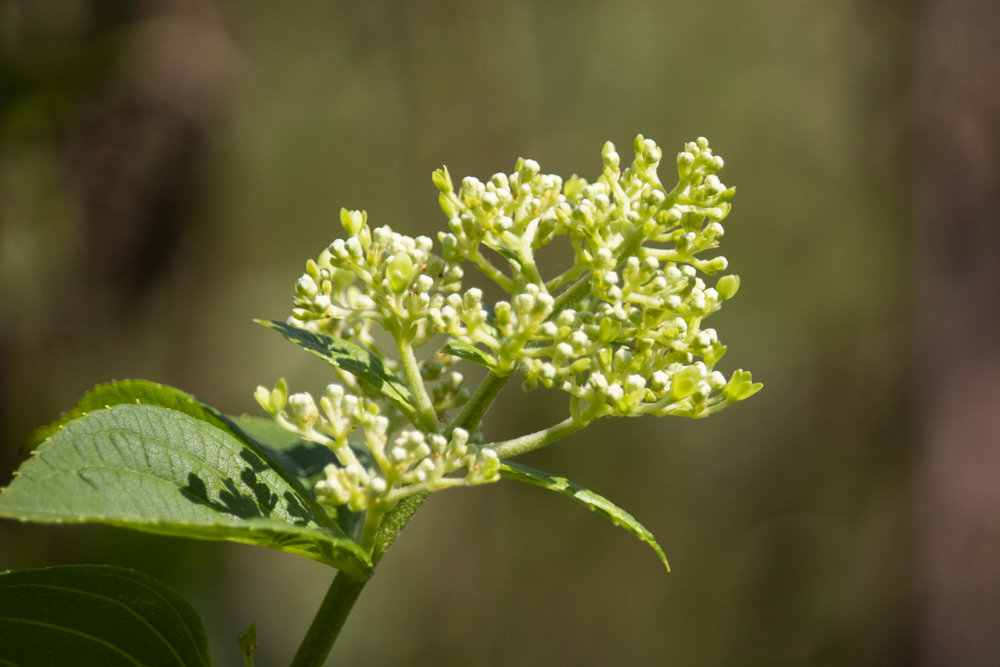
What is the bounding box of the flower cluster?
[259,135,760,531]
[255,379,498,512]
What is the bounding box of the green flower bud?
[703,256,728,275]
[340,208,366,236]
[387,252,414,293]
[670,366,703,400]
[432,166,453,193]
[716,274,740,300]
[563,174,587,201]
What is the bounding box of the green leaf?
[499,461,669,571]
[490,245,523,270]
[229,415,339,482]
[0,564,211,667]
[22,380,343,540]
[258,320,418,423]
[442,341,496,368]
[25,380,231,453]
[230,415,367,543]
[0,404,371,577]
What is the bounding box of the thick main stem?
[287,571,368,667]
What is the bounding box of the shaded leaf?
[499,460,669,570]
[442,342,496,368]
[258,320,418,423]
[0,404,371,577]
[0,564,211,667]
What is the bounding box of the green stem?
[472,248,515,292]
[359,507,385,555]
[447,370,510,434]
[397,336,441,433]
[490,415,587,458]
[551,226,646,313]
[372,492,430,565]
[287,571,368,667]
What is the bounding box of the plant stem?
[396,336,441,433]
[447,370,510,434]
[372,492,429,565]
[358,507,385,555]
[288,571,369,667]
[490,415,586,458]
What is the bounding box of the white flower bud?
[296,275,319,298]
[651,371,669,393]
[556,310,576,327]
[625,375,646,394]
[288,393,319,430]
[588,372,608,392]
[708,371,726,390]
[415,274,434,293]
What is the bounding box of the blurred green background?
[1,1,918,665]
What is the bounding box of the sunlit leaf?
[0,404,371,577]
[22,381,337,536]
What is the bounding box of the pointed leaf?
[0,404,371,577]
[442,342,496,369]
[499,460,669,570]
[23,381,341,538]
[0,564,211,667]
[258,320,418,423]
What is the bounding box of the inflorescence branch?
[256,135,761,555]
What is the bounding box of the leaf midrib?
[0,617,142,665]
[1,583,191,667]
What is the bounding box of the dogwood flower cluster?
[259,135,760,535]
[255,378,498,512]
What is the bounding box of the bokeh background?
[2,0,998,665]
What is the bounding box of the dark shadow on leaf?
[283,491,312,526]
[336,505,366,542]
[239,447,270,473]
[181,471,272,519]
[240,466,278,514]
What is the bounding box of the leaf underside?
[1,400,370,577]
[442,341,496,368]
[0,564,211,667]
[258,320,419,423]
[499,460,670,570]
